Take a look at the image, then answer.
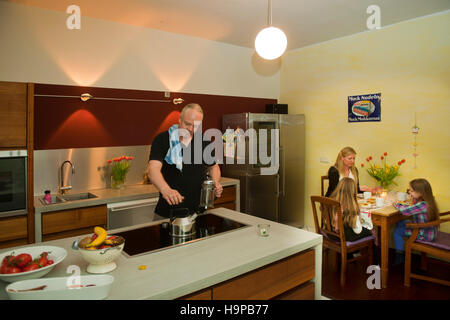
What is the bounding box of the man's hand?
[147,160,184,205]
[161,186,185,205]
[208,164,222,198]
[214,182,223,198]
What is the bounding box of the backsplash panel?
[34,145,150,196]
[34,83,276,150]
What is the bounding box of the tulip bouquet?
[362,152,405,189]
[108,156,134,189]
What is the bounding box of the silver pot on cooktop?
[169,208,197,237]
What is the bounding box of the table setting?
[357,191,410,231]
[358,190,410,211]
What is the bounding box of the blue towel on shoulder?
[165,124,183,171]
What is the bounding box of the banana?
[86,226,107,248]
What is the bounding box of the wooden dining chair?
[311,196,375,286]
[321,175,329,197]
[404,211,450,287]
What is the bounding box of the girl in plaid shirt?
[392,178,439,265]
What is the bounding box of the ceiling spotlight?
[80,93,93,102]
[255,0,287,60]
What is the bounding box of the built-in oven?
[0,150,27,217]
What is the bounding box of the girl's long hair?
[334,147,359,186]
[331,177,360,228]
[409,178,439,221]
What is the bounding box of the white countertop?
[0,208,322,300]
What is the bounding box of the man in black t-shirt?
[146,103,223,217]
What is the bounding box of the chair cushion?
[346,235,375,247]
[320,230,375,247]
[415,231,450,251]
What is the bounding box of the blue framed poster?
[348,93,381,122]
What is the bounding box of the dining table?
[370,204,409,288]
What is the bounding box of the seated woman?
[325,146,375,197]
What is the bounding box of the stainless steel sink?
[61,192,98,201]
[39,192,98,205]
[39,195,65,205]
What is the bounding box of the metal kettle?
[200,175,215,210]
[169,208,197,237]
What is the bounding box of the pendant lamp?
[255,0,287,60]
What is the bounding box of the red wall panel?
[34,84,277,150]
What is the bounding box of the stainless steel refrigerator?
[222,113,305,227]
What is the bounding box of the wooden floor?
[321,248,450,300]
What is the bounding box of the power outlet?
[320,156,330,164]
[164,91,170,98]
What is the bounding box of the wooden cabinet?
[178,288,212,300]
[274,281,315,300]
[179,249,315,300]
[0,215,28,249]
[41,205,107,241]
[213,249,315,300]
[0,81,34,244]
[0,82,27,148]
[214,185,236,210]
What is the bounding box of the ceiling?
[5,0,450,50]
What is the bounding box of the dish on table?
[358,198,377,208]
[0,246,67,283]
[6,274,114,300]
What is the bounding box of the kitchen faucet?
[59,160,75,195]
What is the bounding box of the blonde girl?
[331,178,373,242]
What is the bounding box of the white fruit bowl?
[0,246,67,283]
[77,237,125,274]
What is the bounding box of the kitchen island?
[0,207,322,300]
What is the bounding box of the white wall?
[0,1,280,99]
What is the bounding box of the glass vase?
[376,182,390,195]
[111,176,125,189]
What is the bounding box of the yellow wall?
[280,12,450,232]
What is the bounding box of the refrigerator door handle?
[276,174,280,196]
[280,147,285,197]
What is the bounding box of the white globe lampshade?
[255,26,287,60]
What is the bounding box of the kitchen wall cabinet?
[179,249,315,300]
[0,216,28,249]
[0,81,35,244]
[0,81,27,148]
[41,205,107,241]
[213,185,236,210]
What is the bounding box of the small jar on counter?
[43,190,52,204]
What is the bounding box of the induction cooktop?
[113,213,248,257]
